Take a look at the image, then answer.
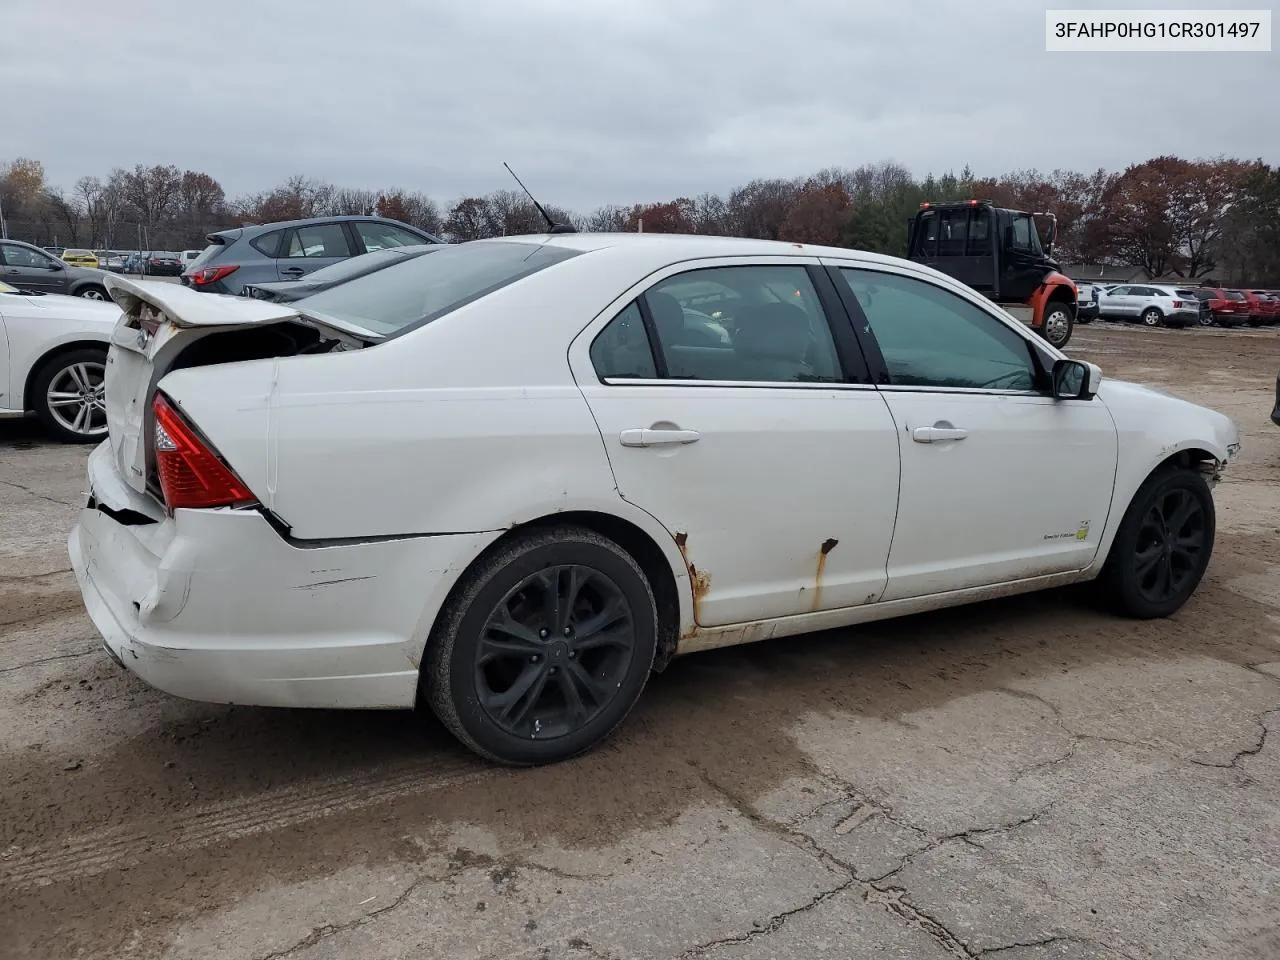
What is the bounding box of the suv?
[1096,284,1199,328]
[1243,290,1279,326]
[1191,288,1247,327]
[182,216,444,295]
[0,239,113,300]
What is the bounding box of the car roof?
[486,231,924,269]
[232,215,439,236]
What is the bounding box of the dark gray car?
[0,240,114,301]
[182,215,444,295]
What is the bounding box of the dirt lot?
[2,322,1279,960]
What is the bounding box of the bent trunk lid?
[101,275,373,499]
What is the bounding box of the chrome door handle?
[619,428,701,447]
[912,422,967,443]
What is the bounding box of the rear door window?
[249,230,284,258]
[285,223,352,259]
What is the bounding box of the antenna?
[503,162,576,234]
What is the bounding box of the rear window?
[1174,289,1199,298]
[250,230,284,258]
[1225,291,1246,300]
[296,240,581,337]
[1191,290,1214,300]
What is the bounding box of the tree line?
[2,155,1277,284]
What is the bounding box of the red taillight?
[1171,300,1183,308]
[186,264,239,287]
[152,393,256,510]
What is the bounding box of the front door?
[826,261,1119,601]
[0,242,67,294]
[998,212,1048,303]
[569,258,902,626]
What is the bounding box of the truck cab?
[907,200,1078,347]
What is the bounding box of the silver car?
[1096,284,1200,328]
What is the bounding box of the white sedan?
[69,235,1241,765]
[0,280,121,442]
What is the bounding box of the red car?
[1237,290,1278,327]
[1193,288,1249,327]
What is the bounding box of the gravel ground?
[1,321,1278,960]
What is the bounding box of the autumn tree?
[779,181,851,245]
[376,189,442,233]
[624,198,695,233]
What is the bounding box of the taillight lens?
[152,393,256,510]
[186,264,239,287]
[1171,300,1183,308]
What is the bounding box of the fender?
[1029,272,1077,328]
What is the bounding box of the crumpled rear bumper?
[68,444,496,709]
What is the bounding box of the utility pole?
[0,194,7,239]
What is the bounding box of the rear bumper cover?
[68,449,496,709]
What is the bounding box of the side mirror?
[1052,359,1101,400]
[47,261,64,271]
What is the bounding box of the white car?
[0,280,121,442]
[69,235,1241,765]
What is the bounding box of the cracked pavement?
[2,325,1280,959]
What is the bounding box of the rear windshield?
[1174,289,1199,298]
[1225,291,1246,300]
[288,245,436,287]
[296,240,582,337]
[1191,289,1215,300]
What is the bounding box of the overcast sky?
[4,0,1277,212]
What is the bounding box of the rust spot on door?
[812,539,838,612]
[674,531,710,632]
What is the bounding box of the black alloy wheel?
[425,526,658,765]
[475,564,637,740]
[1131,487,1208,605]
[1096,466,1215,619]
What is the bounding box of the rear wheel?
[1041,302,1074,347]
[424,526,658,765]
[1141,307,1163,327]
[31,348,109,444]
[1198,311,1214,327]
[1095,466,1215,619]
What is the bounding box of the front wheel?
[1141,307,1163,327]
[77,285,110,302]
[424,526,658,765]
[1095,466,1215,619]
[1041,302,1074,348]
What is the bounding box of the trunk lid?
[101,275,377,499]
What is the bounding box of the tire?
[30,347,109,444]
[1094,466,1215,619]
[1141,307,1163,327]
[1198,312,1214,327]
[1247,318,1263,327]
[1041,302,1074,347]
[76,285,110,302]
[424,525,658,766]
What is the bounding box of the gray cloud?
[3,0,1276,211]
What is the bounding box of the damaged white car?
[69,234,1241,765]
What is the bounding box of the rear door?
[274,221,354,281]
[569,257,902,626]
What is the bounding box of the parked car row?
[1072,280,1280,329]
